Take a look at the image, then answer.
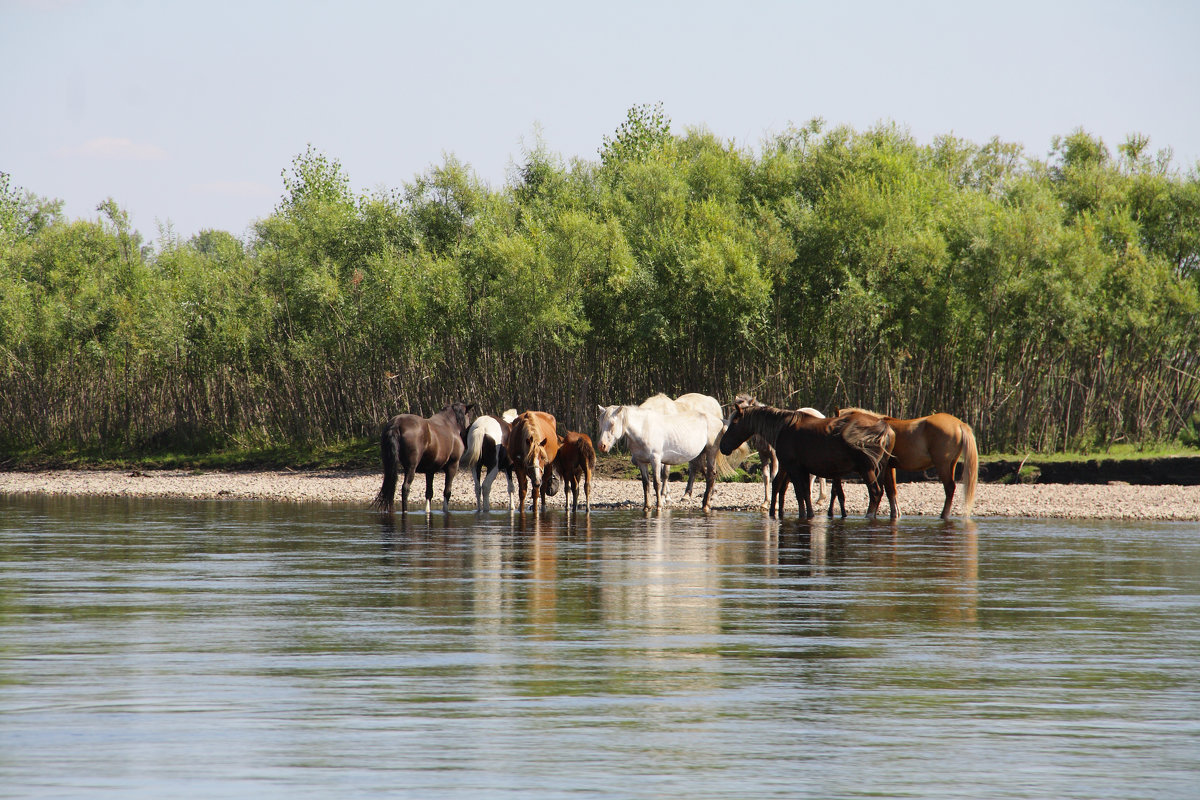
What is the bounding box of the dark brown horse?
[373,402,473,513]
[508,411,563,515]
[837,408,978,518]
[553,430,596,514]
[720,403,897,519]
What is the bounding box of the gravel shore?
[4,469,1200,520]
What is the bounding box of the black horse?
[373,402,473,513]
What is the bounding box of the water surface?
[2,496,1198,798]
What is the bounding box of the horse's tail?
[836,414,893,475]
[714,450,739,480]
[580,434,597,473]
[960,421,979,518]
[722,441,753,470]
[372,424,399,512]
[460,422,486,468]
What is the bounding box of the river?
[2,495,1198,798]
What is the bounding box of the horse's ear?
[557,434,565,446]
[597,405,605,414]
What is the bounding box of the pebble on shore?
[4,470,1200,520]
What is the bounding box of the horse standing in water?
[553,430,596,514]
[508,410,563,516]
[720,403,897,519]
[596,403,725,512]
[640,393,736,493]
[460,409,518,512]
[836,408,978,519]
[373,402,473,514]
[730,393,828,515]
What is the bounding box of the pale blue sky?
[3,0,1198,240]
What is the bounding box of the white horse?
[459,409,518,512]
[731,394,827,513]
[596,403,725,512]
[639,393,737,493]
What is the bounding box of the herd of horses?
[372,392,979,520]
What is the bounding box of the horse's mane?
[736,404,812,440]
[837,406,883,419]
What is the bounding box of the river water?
[2,495,1198,799]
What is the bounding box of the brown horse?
[373,402,473,513]
[837,408,978,518]
[731,393,828,515]
[553,430,596,514]
[720,403,897,519]
[508,410,563,515]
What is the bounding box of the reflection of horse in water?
[597,403,725,512]
[553,430,596,514]
[837,408,978,519]
[460,409,518,512]
[720,403,897,519]
[373,402,473,513]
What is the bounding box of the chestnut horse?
[460,409,518,512]
[508,410,563,515]
[373,402,473,513]
[838,408,978,518]
[553,430,596,514]
[720,403,897,519]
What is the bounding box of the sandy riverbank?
[4,469,1200,520]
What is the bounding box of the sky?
[2,0,1199,241]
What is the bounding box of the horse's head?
[595,405,625,453]
[719,405,752,455]
[448,402,473,434]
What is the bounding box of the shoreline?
[4,469,1200,520]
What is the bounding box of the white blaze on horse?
[596,403,725,512]
[459,408,518,512]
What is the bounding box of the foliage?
[2,110,1199,459]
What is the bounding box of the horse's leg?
[760,453,773,511]
[401,468,413,514]
[686,453,700,496]
[792,474,813,519]
[863,470,881,519]
[658,462,671,507]
[516,472,528,516]
[770,471,787,518]
[884,466,900,520]
[480,462,499,512]
[424,473,435,514]
[442,465,456,514]
[584,466,592,514]
[638,463,651,510]
[937,463,956,518]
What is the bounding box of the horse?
[731,393,828,514]
[596,403,725,511]
[719,403,897,519]
[640,393,737,492]
[373,402,474,514]
[459,408,518,512]
[836,408,978,518]
[508,410,563,515]
[553,430,596,514]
